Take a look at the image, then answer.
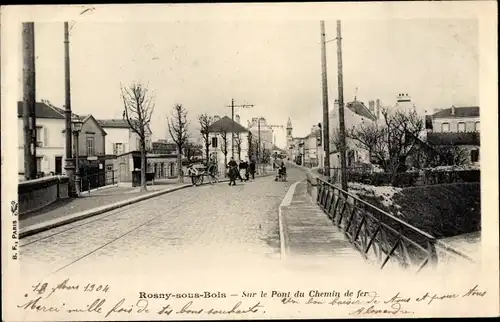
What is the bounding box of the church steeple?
[286,117,292,130]
[286,117,293,138]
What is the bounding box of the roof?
[426,132,480,146]
[80,115,107,136]
[97,119,133,128]
[17,101,79,119]
[305,129,321,139]
[432,106,479,118]
[346,100,378,121]
[272,145,286,152]
[208,116,248,133]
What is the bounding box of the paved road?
[21,168,305,279]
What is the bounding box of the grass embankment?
[351,183,481,239]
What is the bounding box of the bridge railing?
[316,176,440,273]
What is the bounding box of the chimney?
[397,93,412,103]
[451,105,455,116]
[376,99,381,119]
[235,114,240,124]
[368,100,375,113]
[396,93,413,111]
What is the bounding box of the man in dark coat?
[249,159,256,180]
[227,157,238,186]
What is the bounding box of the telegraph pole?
[336,20,348,191]
[226,99,254,159]
[258,118,261,173]
[320,20,331,178]
[22,22,36,180]
[63,22,76,196]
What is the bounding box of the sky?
[17,18,478,148]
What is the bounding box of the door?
[55,157,62,175]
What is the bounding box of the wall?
[77,117,106,156]
[432,117,480,133]
[208,131,250,171]
[18,176,69,216]
[129,129,152,152]
[146,156,179,178]
[17,117,66,175]
[103,127,130,155]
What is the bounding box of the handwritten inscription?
[16,283,487,318]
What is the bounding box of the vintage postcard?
[1,2,499,320]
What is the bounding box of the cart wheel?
[194,175,203,186]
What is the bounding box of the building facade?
[98,119,153,156]
[17,101,73,179]
[329,98,379,168]
[425,105,480,164]
[207,116,251,173]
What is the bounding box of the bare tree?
[348,106,424,183]
[198,114,213,165]
[247,131,254,160]
[252,136,260,162]
[347,122,388,169]
[234,132,243,160]
[431,145,470,167]
[121,82,155,192]
[167,104,189,183]
[218,128,229,176]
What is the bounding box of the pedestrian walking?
[249,159,256,180]
[227,157,238,186]
[239,159,249,182]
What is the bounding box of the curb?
[278,179,303,260]
[20,184,192,239]
[20,173,275,239]
[78,183,119,196]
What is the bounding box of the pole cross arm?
[226,104,254,108]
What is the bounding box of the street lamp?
[72,118,83,196]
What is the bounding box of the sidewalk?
[20,181,187,232]
[20,172,275,238]
[279,179,367,267]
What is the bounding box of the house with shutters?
[97,119,153,183]
[17,101,109,181]
[207,116,250,172]
[97,119,153,156]
[17,101,75,179]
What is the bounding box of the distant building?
[207,116,251,172]
[248,117,274,148]
[97,119,153,183]
[329,98,379,168]
[97,119,152,156]
[425,105,480,164]
[151,140,177,155]
[285,118,308,165]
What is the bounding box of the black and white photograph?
[1,2,498,320]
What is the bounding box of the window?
[457,122,466,132]
[441,122,450,132]
[36,127,43,147]
[86,137,95,156]
[212,137,218,148]
[113,143,124,155]
[475,121,480,132]
[471,149,479,162]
